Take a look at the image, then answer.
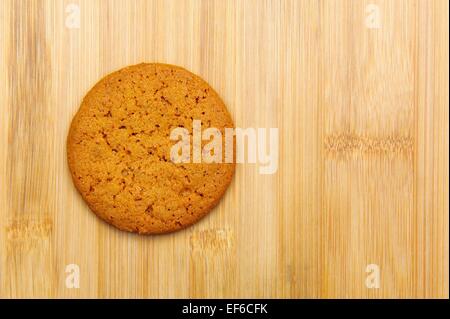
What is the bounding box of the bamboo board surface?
[0,0,448,298]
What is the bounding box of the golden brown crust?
[67,63,235,234]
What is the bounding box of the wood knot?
[190,228,233,253]
[324,133,414,158]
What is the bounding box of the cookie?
[67,63,235,234]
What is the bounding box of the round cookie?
[67,63,235,234]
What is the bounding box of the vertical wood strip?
[3,0,55,298]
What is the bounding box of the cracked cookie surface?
[67,63,235,234]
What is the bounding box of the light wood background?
[0,0,448,298]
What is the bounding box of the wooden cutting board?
[0,0,448,298]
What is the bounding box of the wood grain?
[0,0,448,298]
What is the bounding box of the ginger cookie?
[67,63,235,234]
